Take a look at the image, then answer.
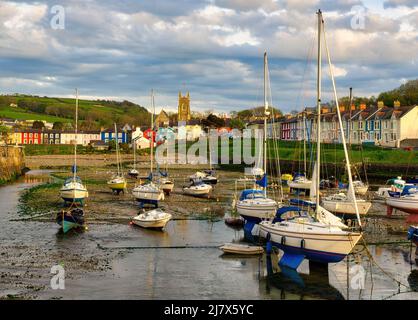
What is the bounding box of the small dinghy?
[56,207,85,234]
[219,243,264,255]
[131,209,172,229]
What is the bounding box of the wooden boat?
[56,208,85,234]
[131,209,172,229]
[219,243,264,255]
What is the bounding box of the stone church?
[178,91,191,122]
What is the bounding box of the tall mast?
[315,10,322,217]
[150,90,154,174]
[114,123,120,176]
[323,15,361,227]
[263,51,268,196]
[73,88,78,182]
[303,111,307,175]
[348,87,353,146]
[133,137,136,170]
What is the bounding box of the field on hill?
[0,94,151,129]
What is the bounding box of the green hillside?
[0,94,151,129]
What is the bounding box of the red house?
[20,130,42,144]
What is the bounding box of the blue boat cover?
[272,206,304,223]
[293,172,305,179]
[239,189,264,201]
[289,198,316,209]
[256,174,268,188]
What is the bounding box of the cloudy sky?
[0,0,417,114]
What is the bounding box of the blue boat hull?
[270,241,346,264]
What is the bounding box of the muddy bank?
[0,146,25,184]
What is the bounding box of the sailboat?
[128,137,139,178]
[288,114,312,192]
[189,151,218,184]
[132,90,164,205]
[183,178,213,197]
[236,52,279,223]
[107,123,127,193]
[157,162,175,195]
[259,10,362,269]
[59,89,89,205]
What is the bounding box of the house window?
[353,132,357,140]
[29,133,33,138]
[24,139,27,144]
[384,121,388,129]
[359,121,363,129]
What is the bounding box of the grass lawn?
[0,106,71,123]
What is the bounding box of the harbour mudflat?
[0,170,418,300]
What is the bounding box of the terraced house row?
[251,101,418,148]
[3,127,131,146]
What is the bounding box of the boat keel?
[278,251,305,270]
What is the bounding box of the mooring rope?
[360,237,410,289]
[97,244,222,250]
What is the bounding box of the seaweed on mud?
[17,182,62,216]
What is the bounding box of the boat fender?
[266,232,271,241]
[281,236,286,245]
[301,239,305,248]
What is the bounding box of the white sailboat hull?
[259,221,362,263]
[59,188,89,202]
[183,184,212,196]
[236,199,278,221]
[322,199,372,215]
[386,195,418,215]
[131,210,172,229]
[132,189,165,201]
[288,180,312,190]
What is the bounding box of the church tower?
[178,91,191,122]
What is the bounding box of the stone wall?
[0,145,25,184]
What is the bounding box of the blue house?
[100,128,128,144]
